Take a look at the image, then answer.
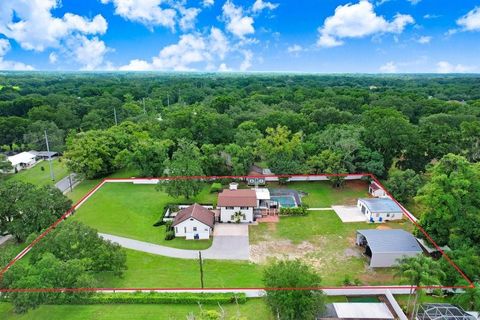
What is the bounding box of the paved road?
[0,234,13,247]
[55,173,81,193]
[99,224,250,260]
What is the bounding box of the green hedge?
[49,292,247,305]
[279,206,308,216]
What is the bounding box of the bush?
[153,220,165,227]
[37,292,247,305]
[165,230,175,240]
[210,182,223,193]
[279,206,308,216]
[165,220,173,231]
[40,166,45,171]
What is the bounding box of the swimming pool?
[271,195,297,208]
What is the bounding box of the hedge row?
[49,292,247,305]
[279,206,308,216]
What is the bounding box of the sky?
[0,0,479,73]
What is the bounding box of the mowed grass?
[97,249,263,288]
[269,180,369,207]
[250,210,414,286]
[71,182,216,250]
[6,158,69,187]
[0,299,272,320]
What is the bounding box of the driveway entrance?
[332,205,366,223]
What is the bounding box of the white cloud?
[101,0,176,29]
[252,0,279,13]
[119,27,229,71]
[203,0,214,7]
[49,52,58,64]
[222,1,255,38]
[178,6,201,31]
[423,14,440,19]
[287,44,304,55]
[0,39,34,71]
[456,7,480,32]
[316,0,414,48]
[218,63,232,71]
[239,50,253,71]
[69,36,110,71]
[379,61,397,73]
[436,61,475,73]
[0,0,107,52]
[416,35,432,44]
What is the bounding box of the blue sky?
[0,0,479,72]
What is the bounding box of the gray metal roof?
[357,229,422,254]
[358,198,402,213]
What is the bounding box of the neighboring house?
[369,181,387,198]
[172,203,215,240]
[217,184,257,223]
[7,151,37,172]
[357,198,403,223]
[356,229,423,267]
[29,150,58,160]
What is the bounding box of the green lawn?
[6,159,69,187]
[250,210,414,286]
[0,299,272,320]
[269,180,369,207]
[71,182,217,250]
[97,248,263,288]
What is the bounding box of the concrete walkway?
[99,226,249,261]
[307,207,334,211]
[55,173,82,193]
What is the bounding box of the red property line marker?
[0,173,474,292]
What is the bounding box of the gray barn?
[356,229,423,267]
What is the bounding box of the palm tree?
[453,282,480,311]
[396,255,446,320]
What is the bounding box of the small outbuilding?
[7,151,37,171]
[29,150,58,160]
[369,181,387,198]
[322,302,395,319]
[356,229,423,267]
[172,204,215,240]
[357,198,403,223]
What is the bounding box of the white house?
[172,204,215,240]
[357,198,403,223]
[369,181,387,198]
[217,185,257,223]
[7,152,37,172]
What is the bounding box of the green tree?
[0,153,12,177]
[224,143,255,175]
[416,154,480,248]
[307,150,347,187]
[460,121,480,162]
[453,282,480,311]
[234,121,263,147]
[163,139,205,199]
[0,181,72,242]
[385,169,423,203]
[263,259,325,320]
[24,120,65,152]
[396,255,445,319]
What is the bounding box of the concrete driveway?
[332,205,367,223]
[99,223,250,261]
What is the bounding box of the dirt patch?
[267,223,277,232]
[249,239,316,264]
[376,225,392,230]
[346,180,369,191]
[359,268,396,284]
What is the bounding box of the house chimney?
[229,182,238,190]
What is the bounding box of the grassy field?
[5,159,69,187]
[71,182,217,250]
[249,210,414,286]
[97,248,263,288]
[269,180,369,207]
[0,299,272,320]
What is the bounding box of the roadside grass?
[268,180,369,207]
[0,298,272,320]
[97,249,263,288]
[5,159,69,187]
[249,210,414,286]
[71,181,217,250]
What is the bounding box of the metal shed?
[356,229,423,267]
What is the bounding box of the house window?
[240,206,248,210]
[184,227,187,233]
[175,227,178,233]
[226,206,234,210]
[386,213,390,217]
[193,227,197,231]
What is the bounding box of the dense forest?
[1,73,479,286]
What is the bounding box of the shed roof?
[7,152,36,166]
[358,198,402,213]
[217,189,257,207]
[172,203,214,228]
[357,229,422,254]
[29,150,58,158]
[333,303,394,319]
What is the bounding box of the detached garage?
[357,198,404,223]
[173,204,215,240]
[356,229,423,267]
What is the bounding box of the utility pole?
[44,130,55,181]
[167,94,170,107]
[113,107,118,125]
[142,98,146,114]
[198,251,204,289]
